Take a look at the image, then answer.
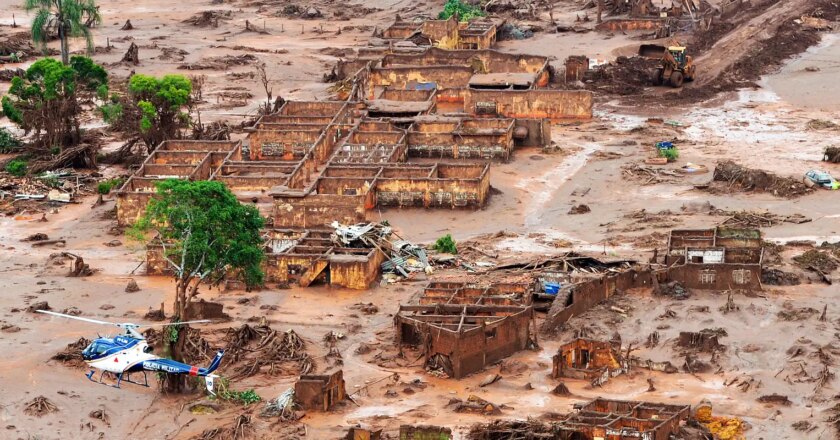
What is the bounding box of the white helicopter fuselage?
[87,340,158,373]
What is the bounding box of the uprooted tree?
[131,179,264,392]
[1,56,108,156]
[126,73,193,152]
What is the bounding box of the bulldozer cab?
[668,47,687,67]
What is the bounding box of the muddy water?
[765,32,840,111]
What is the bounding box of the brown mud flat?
[1,0,840,438]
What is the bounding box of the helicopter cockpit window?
[83,342,110,359]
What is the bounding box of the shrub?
[99,103,124,125]
[438,0,485,21]
[219,388,261,405]
[5,159,27,176]
[434,234,457,254]
[659,147,679,162]
[97,178,125,194]
[0,128,22,153]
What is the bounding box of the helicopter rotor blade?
[142,320,213,327]
[36,310,120,327]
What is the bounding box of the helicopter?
[38,310,225,395]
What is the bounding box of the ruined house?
[395,304,535,378]
[542,268,660,332]
[552,338,628,386]
[470,398,691,440]
[420,280,535,306]
[380,16,496,50]
[147,226,389,290]
[666,227,763,290]
[351,46,592,120]
[115,139,243,226]
[262,228,387,289]
[294,370,347,411]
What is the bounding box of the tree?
[25,0,101,65]
[131,180,264,392]
[1,56,107,151]
[127,74,193,151]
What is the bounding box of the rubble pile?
[585,56,661,95]
[51,337,92,369]
[23,396,59,417]
[715,209,811,228]
[712,161,812,198]
[178,54,257,70]
[224,324,313,380]
[181,10,232,27]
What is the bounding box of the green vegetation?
[96,177,125,194]
[5,159,28,177]
[220,388,262,406]
[131,180,264,392]
[438,0,485,21]
[127,74,193,150]
[434,234,458,254]
[25,0,101,65]
[0,128,22,153]
[1,56,107,150]
[658,147,679,162]
[99,102,123,125]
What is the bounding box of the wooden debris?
[24,396,58,416]
[622,163,682,184]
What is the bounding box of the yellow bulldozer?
[639,44,697,88]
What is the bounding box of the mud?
[2,0,840,438]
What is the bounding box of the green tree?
[131,180,264,392]
[127,74,192,151]
[1,56,107,150]
[438,0,485,21]
[25,0,101,65]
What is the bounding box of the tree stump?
[121,42,139,65]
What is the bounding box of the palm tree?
[25,0,101,65]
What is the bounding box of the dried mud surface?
[1,0,840,439]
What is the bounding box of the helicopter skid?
[86,369,150,389]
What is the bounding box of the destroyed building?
[147,222,403,290]
[395,303,535,379]
[666,227,763,290]
[552,338,628,386]
[420,280,535,306]
[116,23,595,232]
[295,370,347,411]
[469,398,691,440]
[115,139,243,226]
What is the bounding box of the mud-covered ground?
[1,0,840,438]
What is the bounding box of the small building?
[666,227,763,290]
[559,398,690,439]
[552,338,627,386]
[263,228,387,290]
[394,304,535,379]
[295,370,347,411]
